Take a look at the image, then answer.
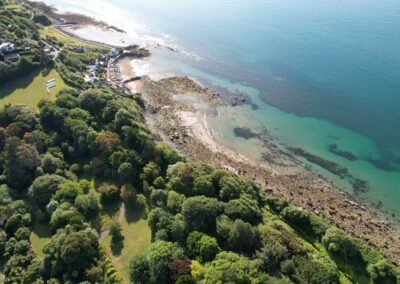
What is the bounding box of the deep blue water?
[40,0,400,216]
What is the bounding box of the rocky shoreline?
[125,71,400,266]
[21,0,400,265]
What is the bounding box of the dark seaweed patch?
[329,144,358,161]
[288,147,348,178]
[288,147,370,194]
[234,127,259,139]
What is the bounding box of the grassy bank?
[101,209,151,284]
[0,68,67,109]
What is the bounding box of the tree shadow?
[32,211,51,238]
[102,199,121,217]
[90,215,102,232]
[125,202,147,224]
[41,68,52,77]
[110,237,124,256]
[0,69,41,99]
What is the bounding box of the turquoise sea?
[40,0,400,218]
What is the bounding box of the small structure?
[23,41,32,51]
[73,46,86,53]
[110,48,119,57]
[4,53,20,62]
[87,62,99,73]
[85,73,100,84]
[46,79,57,91]
[0,42,14,53]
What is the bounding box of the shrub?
[98,183,120,203]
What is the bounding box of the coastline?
[117,61,400,265]
[21,0,400,265]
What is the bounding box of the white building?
[0,42,14,53]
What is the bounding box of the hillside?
[0,1,399,283]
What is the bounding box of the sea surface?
[38,0,400,219]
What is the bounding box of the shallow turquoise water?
[41,0,400,217]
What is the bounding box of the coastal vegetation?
[0,1,399,283]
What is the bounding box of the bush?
[98,183,120,203]
[322,228,359,260]
[187,231,220,263]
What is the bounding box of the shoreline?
[117,60,400,265]
[23,0,400,265]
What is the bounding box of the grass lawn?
[30,211,51,260]
[0,68,67,109]
[101,206,151,284]
[40,27,108,50]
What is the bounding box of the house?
[23,42,32,51]
[87,63,99,73]
[0,42,14,53]
[110,48,119,57]
[4,53,20,62]
[85,73,100,84]
[73,46,85,53]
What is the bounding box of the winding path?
[99,203,126,240]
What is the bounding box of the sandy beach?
[119,57,143,93]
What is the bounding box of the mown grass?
[40,27,108,50]
[30,211,51,260]
[101,205,151,284]
[0,68,67,109]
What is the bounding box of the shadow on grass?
[125,203,147,224]
[111,237,124,256]
[0,69,41,99]
[41,68,52,77]
[32,211,51,238]
[90,215,102,232]
[102,199,121,217]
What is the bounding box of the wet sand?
[119,57,143,93]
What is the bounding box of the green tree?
[75,192,101,218]
[29,174,66,208]
[181,196,220,233]
[167,191,186,214]
[41,153,64,174]
[98,183,120,203]
[6,137,40,191]
[140,161,161,184]
[193,176,215,197]
[146,240,184,283]
[129,254,150,284]
[202,251,257,284]
[227,219,260,253]
[118,162,136,184]
[186,231,220,263]
[367,259,399,284]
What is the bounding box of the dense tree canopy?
[0,3,398,283]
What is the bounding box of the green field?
[40,27,109,50]
[101,207,151,284]
[0,69,67,109]
[30,212,51,260]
